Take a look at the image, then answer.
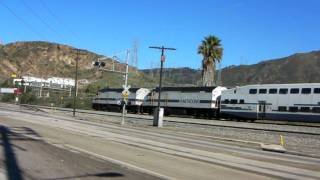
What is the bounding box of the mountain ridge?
[1,41,319,87]
[142,50,320,86]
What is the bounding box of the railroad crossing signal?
[11,73,17,78]
[92,61,106,68]
[14,88,22,96]
[122,85,131,98]
[122,90,130,97]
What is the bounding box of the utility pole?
[149,46,176,127]
[73,49,79,117]
[124,50,129,89]
[217,61,222,86]
[121,49,130,125]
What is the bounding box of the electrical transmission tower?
[132,40,138,67]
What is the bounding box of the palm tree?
[198,35,223,86]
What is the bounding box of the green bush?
[0,94,15,102]
[20,92,37,104]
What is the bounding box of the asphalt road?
[0,122,159,180]
[1,104,320,179]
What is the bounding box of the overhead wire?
[38,0,80,41]
[0,0,47,40]
[20,0,65,41]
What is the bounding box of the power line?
[38,0,80,40]
[20,0,65,40]
[0,0,46,39]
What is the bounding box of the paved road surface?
[0,104,320,179]
[0,122,159,180]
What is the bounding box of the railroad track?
[1,103,320,179]
[24,104,320,127]
[4,103,319,136]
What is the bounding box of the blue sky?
[0,0,319,69]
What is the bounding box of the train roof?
[231,83,320,89]
[99,87,142,93]
[153,86,219,92]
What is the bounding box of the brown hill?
[0,41,158,89]
[1,41,319,88]
[222,51,320,86]
[0,41,103,78]
[142,50,320,86]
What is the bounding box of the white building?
[13,76,75,89]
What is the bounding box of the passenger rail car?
[142,86,227,117]
[220,83,320,122]
[92,87,150,113]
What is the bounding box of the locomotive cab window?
[269,88,277,94]
[290,88,299,94]
[302,88,311,94]
[259,89,267,94]
[224,99,230,104]
[249,89,257,94]
[239,99,245,104]
[279,88,288,94]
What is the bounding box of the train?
[220,83,320,122]
[92,83,320,122]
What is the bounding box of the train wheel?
[195,111,201,118]
[148,109,153,115]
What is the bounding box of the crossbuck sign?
[122,85,131,98]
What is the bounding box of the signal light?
[92,61,106,68]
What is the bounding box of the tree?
[198,35,223,86]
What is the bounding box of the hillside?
[0,41,157,88]
[221,51,320,86]
[142,67,201,86]
[1,41,319,88]
[142,50,320,86]
[0,41,101,78]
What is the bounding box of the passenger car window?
[279,88,288,94]
[259,89,267,94]
[290,88,299,94]
[269,89,277,94]
[249,89,257,94]
[314,88,320,94]
[278,106,287,111]
[313,107,320,113]
[300,107,310,112]
[230,99,238,104]
[301,88,311,94]
[289,106,298,112]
